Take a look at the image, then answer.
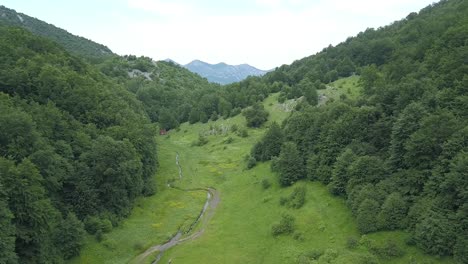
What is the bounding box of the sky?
[2,0,436,70]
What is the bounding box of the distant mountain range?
[183,60,268,85]
[0,5,113,60]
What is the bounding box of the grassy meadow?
[71,92,454,264]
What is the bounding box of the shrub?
[280,186,306,209]
[96,230,104,242]
[293,231,305,241]
[247,156,256,169]
[305,249,323,260]
[289,186,306,209]
[261,178,272,189]
[230,124,238,132]
[279,197,288,206]
[192,134,208,146]
[238,128,248,138]
[223,136,234,144]
[347,236,359,249]
[318,249,339,262]
[271,214,295,236]
[370,239,405,258]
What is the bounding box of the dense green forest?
[0,5,113,62]
[0,26,158,263]
[251,0,467,262]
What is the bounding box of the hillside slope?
[251,0,467,262]
[0,5,113,61]
[0,25,157,263]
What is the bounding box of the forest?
[250,0,467,262]
[0,0,466,263]
[0,26,158,263]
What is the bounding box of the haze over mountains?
[183,60,268,84]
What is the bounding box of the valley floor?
[71,93,454,264]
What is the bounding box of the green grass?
[70,91,454,264]
[318,75,361,105]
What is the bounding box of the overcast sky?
[2,0,435,69]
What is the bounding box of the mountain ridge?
[183,59,268,84]
[0,5,113,61]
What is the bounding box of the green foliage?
[414,209,457,256]
[277,142,305,186]
[246,156,257,169]
[0,26,157,262]
[242,103,269,127]
[0,6,113,61]
[328,148,356,196]
[192,134,209,147]
[280,186,306,209]
[271,214,295,236]
[238,128,249,138]
[55,213,86,259]
[261,178,271,190]
[84,216,113,235]
[0,183,17,263]
[369,239,406,259]
[346,236,359,249]
[252,122,284,161]
[377,192,407,230]
[357,199,380,234]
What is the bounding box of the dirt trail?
[133,154,219,264]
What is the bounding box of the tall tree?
[277,142,305,186]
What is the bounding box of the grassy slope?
[318,75,361,106]
[71,92,454,264]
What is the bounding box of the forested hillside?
[251,0,467,262]
[0,5,113,62]
[0,26,157,263]
[98,56,273,130]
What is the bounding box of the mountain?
[0,5,113,61]
[184,59,268,84]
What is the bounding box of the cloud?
[105,0,435,69]
[126,0,193,17]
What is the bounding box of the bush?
[223,136,234,144]
[370,239,405,258]
[230,124,238,132]
[271,214,295,236]
[293,231,305,241]
[279,197,288,206]
[243,103,269,128]
[192,134,208,146]
[347,236,359,249]
[289,186,306,209]
[261,178,271,189]
[96,229,104,242]
[238,128,249,138]
[305,249,323,260]
[280,186,306,209]
[247,156,256,169]
[84,216,113,235]
[318,249,339,262]
[271,156,280,172]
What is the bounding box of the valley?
[71,93,454,264]
[0,1,466,263]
